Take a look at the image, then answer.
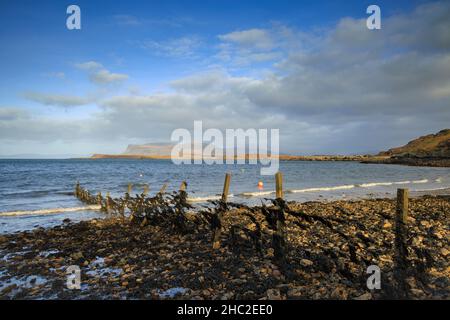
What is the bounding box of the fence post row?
[74,176,422,297]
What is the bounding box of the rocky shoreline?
[361,156,450,168]
[0,196,448,300]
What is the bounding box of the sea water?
[0,159,449,233]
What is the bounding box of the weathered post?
[274,172,286,264]
[221,173,231,202]
[158,183,168,195]
[275,172,283,199]
[75,181,80,198]
[143,184,149,196]
[396,188,408,224]
[127,183,133,195]
[96,192,102,206]
[212,173,231,249]
[172,181,188,232]
[394,188,409,298]
[105,192,111,214]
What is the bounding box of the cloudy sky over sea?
[0,0,449,157]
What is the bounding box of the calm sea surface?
[1,159,449,233]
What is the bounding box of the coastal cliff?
[362,129,450,167]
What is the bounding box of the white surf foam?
[237,178,435,198]
[288,184,355,193]
[187,194,234,203]
[359,179,427,188]
[359,182,393,187]
[393,181,411,185]
[240,191,275,197]
[0,205,101,217]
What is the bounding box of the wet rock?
[354,292,372,300]
[266,288,282,300]
[0,194,448,300]
[220,292,234,300]
[71,252,84,260]
[330,286,348,300]
[287,287,304,299]
[300,259,313,267]
[383,221,392,229]
[272,269,281,278]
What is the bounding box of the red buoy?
[257,181,264,190]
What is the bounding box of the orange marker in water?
[257,181,264,191]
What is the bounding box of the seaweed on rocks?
[1,186,448,300]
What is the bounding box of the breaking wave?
[235,178,433,199]
[187,194,234,203]
[239,191,275,197]
[288,185,355,193]
[0,205,101,217]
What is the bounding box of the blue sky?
[0,0,448,157]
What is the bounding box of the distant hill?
[91,129,450,167]
[360,129,450,167]
[123,143,174,157]
[378,129,450,158]
[91,142,370,161]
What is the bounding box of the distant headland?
[89,129,450,167]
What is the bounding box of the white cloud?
[89,69,128,84]
[76,61,129,84]
[2,2,450,155]
[0,107,30,121]
[139,36,202,58]
[23,92,90,107]
[218,29,274,50]
[113,14,143,26]
[75,61,103,71]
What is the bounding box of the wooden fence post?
[105,192,111,214]
[143,184,149,195]
[158,183,168,195]
[127,183,133,194]
[273,172,286,264]
[221,173,231,202]
[394,188,409,298]
[275,172,283,199]
[75,181,80,198]
[96,192,102,206]
[396,188,408,224]
[213,173,231,249]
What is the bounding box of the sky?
[0,0,449,157]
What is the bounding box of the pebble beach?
[0,194,448,300]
